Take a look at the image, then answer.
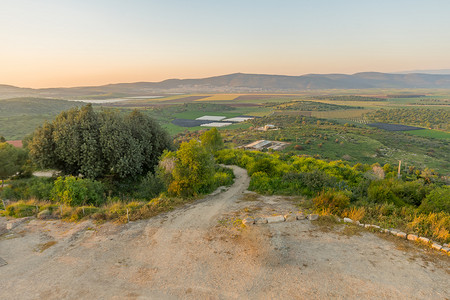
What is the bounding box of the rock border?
[242,215,450,256]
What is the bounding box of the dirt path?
[0,166,449,299]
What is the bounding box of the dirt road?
[0,166,449,299]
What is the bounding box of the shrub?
[419,186,450,214]
[313,190,350,215]
[52,176,105,206]
[0,177,54,201]
[5,201,37,218]
[367,179,403,206]
[134,172,165,199]
[249,172,271,193]
[248,158,276,176]
[213,171,234,187]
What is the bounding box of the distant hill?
[2,72,450,97]
[395,69,450,75]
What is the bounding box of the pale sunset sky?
[1,0,449,88]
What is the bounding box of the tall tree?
[28,105,172,179]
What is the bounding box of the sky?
[1,0,450,88]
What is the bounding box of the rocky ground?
[0,166,449,299]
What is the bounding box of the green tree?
[0,142,23,186]
[200,128,223,152]
[28,105,172,179]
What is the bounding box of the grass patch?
[406,129,450,140]
[339,225,363,237]
[239,193,261,202]
[311,215,340,232]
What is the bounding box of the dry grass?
[339,225,363,237]
[312,215,340,233]
[344,207,366,222]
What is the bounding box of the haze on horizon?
[1,0,450,89]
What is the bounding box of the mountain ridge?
[2,72,450,98]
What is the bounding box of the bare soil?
[0,166,449,299]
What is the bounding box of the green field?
[406,129,450,139]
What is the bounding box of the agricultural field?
[1,91,449,175]
[406,129,450,140]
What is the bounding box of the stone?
[443,243,449,248]
[418,237,430,243]
[396,232,407,239]
[37,209,51,220]
[441,247,450,254]
[431,243,442,251]
[254,217,268,224]
[372,225,380,229]
[295,213,306,220]
[358,223,365,227]
[390,230,398,236]
[407,234,418,241]
[242,217,255,226]
[384,229,390,233]
[307,214,319,221]
[343,218,353,223]
[267,215,285,223]
[284,214,297,222]
[364,224,371,228]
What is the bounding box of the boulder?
[254,217,268,224]
[418,237,430,243]
[441,247,450,254]
[296,213,306,220]
[407,234,418,241]
[343,218,353,223]
[242,217,255,226]
[431,243,442,251]
[267,215,285,223]
[284,214,297,222]
[396,232,407,239]
[307,214,319,221]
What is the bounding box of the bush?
[134,172,165,199]
[367,179,403,206]
[313,190,350,214]
[213,171,234,187]
[419,186,450,214]
[5,201,37,217]
[0,177,55,201]
[248,158,276,176]
[52,176,105,206]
